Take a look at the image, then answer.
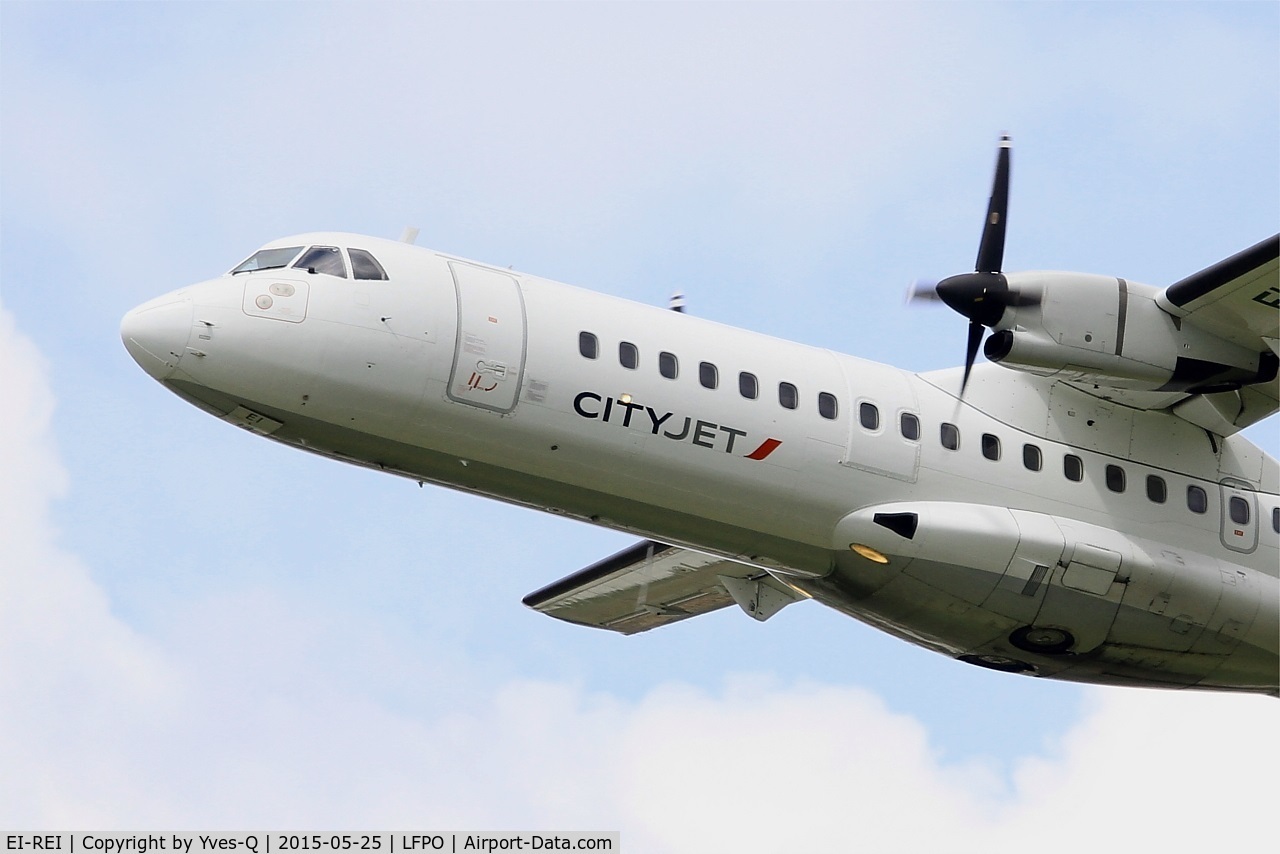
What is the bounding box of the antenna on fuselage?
[399,227,420,245]
[668,292,686,313]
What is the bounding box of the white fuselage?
[122,233,1280,694]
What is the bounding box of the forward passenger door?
[446,261,527,414]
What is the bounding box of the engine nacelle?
[984,271,1277,392]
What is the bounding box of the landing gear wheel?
[1009,625,1075,655]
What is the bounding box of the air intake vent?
[873,512,918,540]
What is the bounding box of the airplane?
[121,138,1280,696]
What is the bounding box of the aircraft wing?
[523,540,804,634]
[1148,235,1280,432]
[1156,234,1280,354]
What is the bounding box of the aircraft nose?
[120,292,194,380]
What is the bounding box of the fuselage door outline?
[1218,477,1260,554]
[445,261,528,414]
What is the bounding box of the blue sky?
[1,1,1276,846]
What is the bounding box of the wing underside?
[523,540,804,634]
[1157,234,1280,353]
[1161,236,1280,432]
[1110,235,1280,432]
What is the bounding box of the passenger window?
[900,413,920,441]
[579,332,598,359]
[817,392,838,420]
[699,362,719,389]
[1229,496,1251,526]
[940,422,959,451]
[659,351,679,379]
[349,248,388,280]
[778,382,798,410]
[1187,485,1208,514]
[1064,454,1083,482]
[859,402,879,430]
[619,341,638,369]
[1146,475,1167,504]
[739,372,758,399]
[1272,507,1279,534]
[293,246,347,277]
[1022,443,1042,471]
[981,433,1000,461]
[1106,464,1126,493]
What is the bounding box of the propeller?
[942,135,1011,395]
[911,135,1040,395]
[905,278,942,303]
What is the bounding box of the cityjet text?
[573,391,780,459]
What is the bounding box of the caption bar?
[4,836,617,854]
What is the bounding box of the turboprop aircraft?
[121,139,1280,695]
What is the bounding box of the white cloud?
[2,302,1275,847]
[0,301,176,824]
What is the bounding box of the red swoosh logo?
[745,438,782,460]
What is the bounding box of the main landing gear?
[1009,625,1076,655]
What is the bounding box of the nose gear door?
[446,261,527,414]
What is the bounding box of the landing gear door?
[446,261,527,414]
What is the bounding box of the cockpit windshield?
[230,246,304,274]
[229,243,390,280]
[293,246,347,277]
[349,248,389,280]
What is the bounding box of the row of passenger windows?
[930,418,1275,526]
[579,330,1280,533]
[579,332,840,419]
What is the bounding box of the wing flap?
[523,540,795,634]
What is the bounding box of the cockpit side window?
[349,248,389,280]
[231,246,304,274]
[293,246,348,277]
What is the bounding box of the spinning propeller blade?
[906,279,942,303]
[924,135,1023,395]
[975,137,1011,274]
[961,319,984,396]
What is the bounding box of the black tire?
[1009,625,1075,655]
